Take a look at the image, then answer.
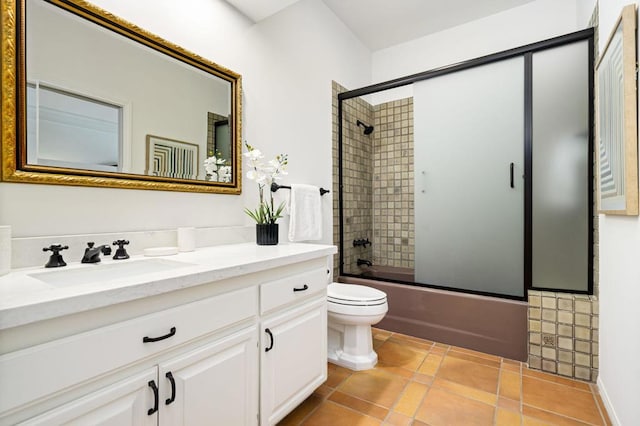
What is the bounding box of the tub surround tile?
[527,291,599,382]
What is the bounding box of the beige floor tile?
[372,328,393,340]
[325,363,352,388]
[338,368,408,408]
[415,387,495,426]
[301,401,382,426]
[522,367,591,391]
[432,377,497,406]
[278,393,324,426]
[417,353,443,376]
[284,329,604,426]
[499,369,521,401]
[522,376,603,425]
[523,404,595,426]
[329,391,388,420]
[376,339,428,372]
[392,381,428,417]
[497,396,521,413]
[411,372,434,385]
[436,355,500,394]
[384,411,413,426]
[502,361,523,373]
[496,408,522,425]
[374,362,415,379]
[447,350,502,369]
[312,383,334,399]
[387,335,433,351]
[449,346,502,363]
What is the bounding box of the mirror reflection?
[14,0,241,192]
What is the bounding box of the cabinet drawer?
[0,286,257,415]
[260,268,326,314]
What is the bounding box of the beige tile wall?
[332,82,374,274]
[372,98,415,268]
[528,291,599,381]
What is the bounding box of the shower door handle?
[509,163,514,188]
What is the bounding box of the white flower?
[218,166,232,183]
[204,155,231,181]
[243,149,263,161]
[247,169,267,184]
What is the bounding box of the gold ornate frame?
[1,0,242,194]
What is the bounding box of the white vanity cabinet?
[0,243,336,426]
[19,328,259,426]
[259,268,328,426]
[1,286,260,426]
[18,368,158,426]
[157,327,258,426]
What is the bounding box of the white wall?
[594,1,640,424]
[0,0,371,242]
[370,0,581,104]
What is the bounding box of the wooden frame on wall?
[596,4,638,215]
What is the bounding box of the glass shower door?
[413,57,524,297]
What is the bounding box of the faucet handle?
[43,244,69,268]
[113,240,130,260]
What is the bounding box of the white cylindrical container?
[0,225,11,276]
[177,227,196,252]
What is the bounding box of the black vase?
[256,223,279,245]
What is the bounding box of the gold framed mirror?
[1,0,242,194]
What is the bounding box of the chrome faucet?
[81,242,112,264]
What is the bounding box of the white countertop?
[0,242,336,331]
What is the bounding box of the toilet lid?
[328,283,387,304]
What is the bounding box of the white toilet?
[327,283,388,371]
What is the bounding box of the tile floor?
[279,328,611,426]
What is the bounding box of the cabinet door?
[158,327,258,426]
[260,297,327,426]
[20,368,157,426]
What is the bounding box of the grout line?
[494,360,504,426]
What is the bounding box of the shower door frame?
[337,28,595,301]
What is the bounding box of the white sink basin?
[28,258,193,287]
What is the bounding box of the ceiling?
[225,0,538,50]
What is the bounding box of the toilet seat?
[328,283,387,306]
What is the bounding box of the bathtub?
[359,265,414,282]
[339,275,528,361]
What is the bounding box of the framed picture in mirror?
[146,135,199,180]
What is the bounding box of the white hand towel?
[288,184,322,242]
